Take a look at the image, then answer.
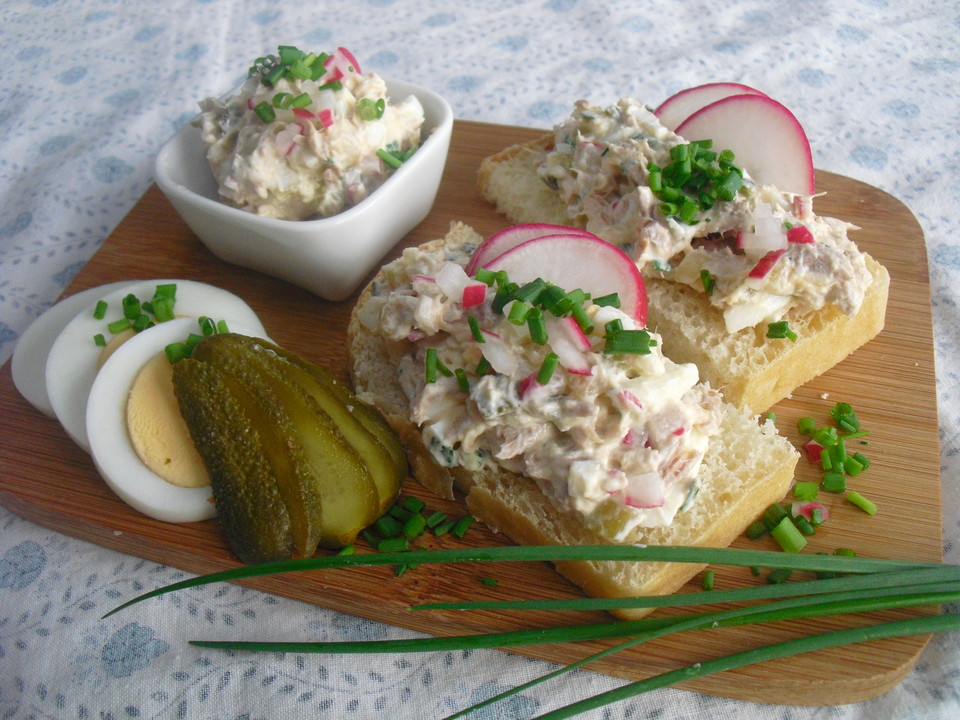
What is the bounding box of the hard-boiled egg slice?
[45,279,265,453]
[11,281,132,417]
[86,317,269,523]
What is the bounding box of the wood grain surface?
[0,120,941,706]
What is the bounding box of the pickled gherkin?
[172,358,293,564]
[171,333,405,562]
[210,334,405,513]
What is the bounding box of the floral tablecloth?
[1,1,958,718]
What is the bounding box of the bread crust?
[348,224,799,619]
[477,136,890,413]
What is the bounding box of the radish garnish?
[802,439,824,463]
[654,82,769,132]
[618,390,644,410]
[292,107,314,120]
[791,501,829,524]
[747,249,785,279]
[482,232,648,326]
[545,316,592,375]
[787,225,815,244]
[461,283,487,308]
[465,224,595,276]
[477,329,517,376]
[622,471,666,509]
[435,262,474,301]
[318,108,335,129]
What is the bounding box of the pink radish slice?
[482,233,648,326]
[787,225,815,244]
[747,249,785,279]
[654,82,768,132]
[544,316,592,374]
[465,224,595,276]
[675,94,816,196]
[622,471,665,509]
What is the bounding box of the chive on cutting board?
[0,120,941,705]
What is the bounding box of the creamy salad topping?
[539,98,872,333]
[357,231,723,541]
[195,46,424,220]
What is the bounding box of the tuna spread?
[356,229,723,542]
[538,98,872,333]
[195,46,424,220]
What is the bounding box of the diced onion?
[622,471,665,509]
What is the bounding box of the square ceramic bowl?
[154,77,453,301]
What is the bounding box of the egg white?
[45,279,266,452]
[86,317,270,523]
[12,281,133,417]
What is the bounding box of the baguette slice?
[348,223,799,619]
[478,135,890,413]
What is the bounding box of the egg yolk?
[125,353,210,489]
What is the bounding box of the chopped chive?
[834,547,858,558]
[290,92,312,109]
[374,515,401,537]
[93,300,108,320]
[766,321,798,341]
[810,507,826,526]
[767,567,793,584]
[794,515,816,536]
[451,515,474,538]
[847,491,878,516]
[107,318,132,334]
[376,537,410,553]
[822,473,847,493]
[455,368,470,393]
[425,511,447,529]
[474,267,497,286]
[401,497,426,513]
[797,417,816,435]
[376,148,403,169]
[852,452,871,470]
[403,513,427,539]
[164,341,189,364]
[131,314,153,332]
[792,481,819,502]
[467,315,484,342]
[763,503,788,529]
[700,269,715,295]
[254,101,276,122]
[537,352,560,385]
[745,519,769,540]
[216,319,230,334]
[151,296,175,322]
[121,294,141,320]
[702,570,715,591]
[527,309,548,344]
[507,300,530,325]
[337,545,355,556]
[843,455,865,476]
[93,333,107,347]
[425,348,439,383]
[770,517,807,553]
[475,357,493,376]
[480,576,499,588]
[592,292,620,308]
[432,520,455,537]
[604,329,656,355]
[571,304,594,334]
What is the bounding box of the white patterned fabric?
[1,1,958,718]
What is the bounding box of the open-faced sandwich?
[478,85,889,413]
[349,221,799,618]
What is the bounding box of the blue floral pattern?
[1,1,958,718]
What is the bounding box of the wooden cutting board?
[0,120,941,706]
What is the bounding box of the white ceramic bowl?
[155,77,453,301]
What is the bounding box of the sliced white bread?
[478,135,890,414]
[348,223,799,619]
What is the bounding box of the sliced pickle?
[193,334,379,548]
[213,334,403,512]
[189,339,325,557]
[230,335,407,480]
[172,358,293,564]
